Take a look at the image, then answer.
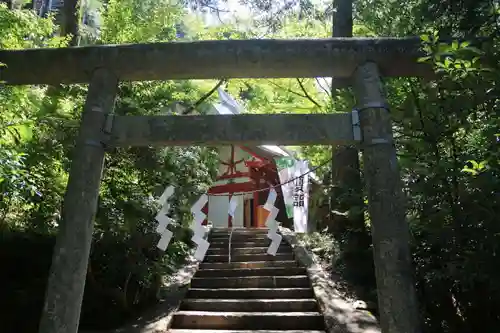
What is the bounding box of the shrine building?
[193,88,321,229]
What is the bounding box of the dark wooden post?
[329,0,364,231]
[38,69,118,333]
[353,62,420,333]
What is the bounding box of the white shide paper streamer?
[263,188,282,256]
[155,186,175,251]
[190,194,210,261]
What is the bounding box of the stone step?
[199,260,299,270]
[207,247,291,255]
[180,298,318,312]
[170,330,326,333]
[196,267,307,278]
[210,234,271,241]
[211,228,270,235]
[204,253,294,263]
[187,288,314,299]
[191,276,309,288]
[209,240,287,248]
[171,311,325,330]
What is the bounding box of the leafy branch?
[182,79,227,115]
[296,78,322,108]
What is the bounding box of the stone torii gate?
[0,38,427,333]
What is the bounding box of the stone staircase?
[168,227,326,333]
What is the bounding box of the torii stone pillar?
[38,69,118,333]
[353,62,421,333]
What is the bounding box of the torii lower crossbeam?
[109,113,355,147]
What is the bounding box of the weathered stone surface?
[198,260,298,269]
[109,113,355,147]
[206,246,292,255]
[204,253,294,262]
[186,287,315,299]
[280,227,381,333]
[211,227,270,235]
[209,240,287,247]
[210,234,275,241]
[353,62,420,333]
[195,266,307,277]
[171,311,325,330]
[190,275,310,288]
[168,330,325,333]
[180,298,318,312]
[40,69,118,333]
[0,37,431,85]
[81,228,326,332]
[170,228,326,332]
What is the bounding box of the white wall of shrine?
[208,193,253,228]
[208,195,230,227]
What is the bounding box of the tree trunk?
[329,0,366,242]
[62,0,82,46]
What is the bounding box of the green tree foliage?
[316,1,498,331]
[1,0,500,332]
[398,27,500,333]
[219,1,500,331]
[0,2,219,331]
[347,1,499,330]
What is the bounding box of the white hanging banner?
[274,157,296,218]
[274,158,309,233]
[292,160,309,233]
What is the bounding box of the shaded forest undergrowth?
[0,228,193,332]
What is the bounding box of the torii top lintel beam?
[0,37,432,85]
